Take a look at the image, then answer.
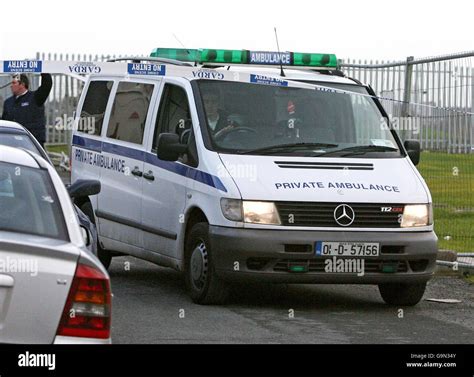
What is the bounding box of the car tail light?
[57,261,111,339]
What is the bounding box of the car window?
[0,132,42,155]
[0,162,69,241]
[79,80,113,136]
[106,81,154,144]
[152,84,192,150]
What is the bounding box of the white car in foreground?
[0,146,111,343]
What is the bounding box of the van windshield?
[198,80,402,158]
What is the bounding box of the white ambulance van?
[71,48,437,305]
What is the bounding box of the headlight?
[243,201,281,225]
[220,198,243,221]
[220,199,281,225]
[401,204,432,227]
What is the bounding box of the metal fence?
[1,51,472,152]
[340,52,474,154]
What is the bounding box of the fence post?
[471,67,474,153]
[402,56,414,113]
[401,57,414,142]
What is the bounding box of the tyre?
[378,282,427,306]
[80,202,112,270]
[185,222,229,305]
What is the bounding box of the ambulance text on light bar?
[150,48,338,68]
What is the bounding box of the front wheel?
[185,223,229,305]
[378,282,427,306]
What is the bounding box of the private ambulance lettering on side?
[74,149,126,173]
[275,181,400,192]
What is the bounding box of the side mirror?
[404,140,420,166]
[68,179,101,199]
[80,225,91,247]
[157,133,187,161]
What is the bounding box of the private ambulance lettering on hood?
[274,181,400,192]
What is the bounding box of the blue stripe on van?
[102,142,146,161]
[72,134,102,152]
[72,134,227,192]
[144,153,227,192]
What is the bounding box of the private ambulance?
[63,48,436,305]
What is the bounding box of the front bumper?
[208,226,438,284]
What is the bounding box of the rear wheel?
[185,222,229,305]
[378,282,427,306]
[80,202,112,270]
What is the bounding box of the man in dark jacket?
[2,73,52,147]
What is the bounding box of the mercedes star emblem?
[333,204,355,226]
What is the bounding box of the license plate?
[315,242,380,257]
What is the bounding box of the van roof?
[214,66,358,85]
[88,63,360,88]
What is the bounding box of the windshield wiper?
[238,142,339,155]
[316,144,399,157]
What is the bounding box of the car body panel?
[0,146,110,343]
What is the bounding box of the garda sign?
[127,63,166,76]
[68,62,101,74]
[250,74,288,87]
[3,60,42,73]
[249,51,291,65]
[192,69,224,80]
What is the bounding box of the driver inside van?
[203,92,228,133]
[202,92,242,139]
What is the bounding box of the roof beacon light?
[150,48,198,62]
[151,48,338,68]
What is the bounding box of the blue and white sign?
[250,74,288,87]
[127,63,166,76]
[3,60,42,73]
[249,51,291,65]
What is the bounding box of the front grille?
[276,202,404,228]
[273,259,408,273]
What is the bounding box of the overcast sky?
[0,0,472,62]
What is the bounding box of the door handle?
[143,171,155,181]
[131,167,143,177]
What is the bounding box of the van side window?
[152,84,192,150]
[106,82,154,144]
[79,81,113,136]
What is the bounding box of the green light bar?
[151,47,338,68]
[200,49,248,64]
[150,48,198,62]
[293,52,338,68]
